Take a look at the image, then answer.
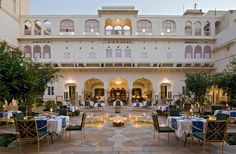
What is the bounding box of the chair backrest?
[216,113,229,120]
[169,105,176,111]
[81,113,87,129]
[152,114,160,132]
[169,109,180,116]
[204,120,227,142]
[14,112,24,120]
[211,105,223,115]
[192,121,204,133]
[15,120,39,139]
[230,112,236,118]
[18,106,27,115]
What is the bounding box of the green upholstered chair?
[216,113,229,120]
[14,112,24,120]
[66,112,86,140]
[169,105,176,111]
[191,120,227,154]
[152,114,175,145]
[169,109,180,116]
[15,119,49,153]
[211,105,223,115]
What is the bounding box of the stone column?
[128,81,133,105]
[201,22,204,36]
[103,80,109,105]
[211,21,216,36]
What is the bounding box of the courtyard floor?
[0,106,236,154]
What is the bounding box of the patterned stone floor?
[0,106,236,154]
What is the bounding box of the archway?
[108,77,128,105]
[132,78,152,102]
[84,78,104,101]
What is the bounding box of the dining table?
[36,115,70,143]
[166,116,206,146]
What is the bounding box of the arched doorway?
[160,83,172,99]
[64,83,77,105]
[84,78,104,101]
[132,78,152,102]
[108,77,128,105]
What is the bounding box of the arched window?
[34,20,42,35]
[162,20,176,33]
[113,19,123,35]
[185,21,192,36]
[105,19,113,35]
[33,45,41,58]
[23,45,32,58]
[84,19,100,33]
[204,46,211,59]
[43,20,51,35]
[60,19,75,33]
[185,45,193,59]
[204,21,211,36]
[43,45,51,58]
[194,21,201,36]
[24,20,32,35]
[194,46,202,59]
[123,18,132,35]
[137,20,152,33]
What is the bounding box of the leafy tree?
[0,41,59,113]
[185,73,212,112]
[213,58,236,107]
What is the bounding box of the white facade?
[1,4,236,104]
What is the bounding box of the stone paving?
[0,106,236,154]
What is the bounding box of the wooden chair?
[15,119,49,153]
[152,114,175,145]
[191,120,227,154]
[66,112,86,141]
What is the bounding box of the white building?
[1,1,236,105]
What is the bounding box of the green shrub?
[74,110,80,116]
[156,109,163,115]
[0,133,16,147]
[44,100,57,111]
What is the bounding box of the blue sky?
[30,0,236,15]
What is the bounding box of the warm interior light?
[162,79,170,84]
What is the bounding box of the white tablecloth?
[67,106,77,112]
[159,105,168,111]
[167,116,206,137]
[37,116,70,134]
